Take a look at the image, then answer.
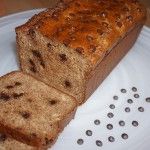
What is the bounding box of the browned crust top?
[16,0,146,65]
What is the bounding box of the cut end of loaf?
[16,28,87,104]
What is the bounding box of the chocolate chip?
[49,100,57,105]
[138,107,144,112]
[96,140,103,147]
[97,0,103,4]
[115,14,121,21]
[121,133,128,140]
[89,45,96,52]
[47,43,52,50]
[78,10,91,15]
[86,35,94,41]
[107,112,114,118]
[52,10,60,20]
[125,107,130,112]
[6,85,14,89]
[4,111,8,114]
[57,27,64,32]
[28,29,36,38]
[15,82,21,86]
[94,119,100,125]
[137,8,142,12]
[29,59,35,66]
[119,120,125,126]
[64,80,71,88]
[97,29,105,36]
[75,47,84,54]
[86,130,92,136]
[20,112,30,119]
[65,17,71,21]
[107,124,113,130]
[108,136,115,142]
[102,22,108,27]
[127,99,133,104]
[146,97,150,103]
[131,0,138,4]
[116,22,122,28]
[134,94,139,98]
[27,99,32,103]
[70,36,76,41]
[69,13,75,17]
[123,7,129,12]
[59,54,67,62]
[13,93,24,99]
[32,50,45,68]
[121,88,127,93]
[77,139,84,145]
[113,95,118,100]
[132,121,139,127]
[121,89,127,93]
[30,67,37,73]
[57,1,68,10]
[75,2,81,7]
[40,62,45,68]
[45,138,53,145]
[69,26,77,35]
[0,134,7,142]
[32,50,42,58]
[0,93,10,101]
[132,87,137,92]
[63,39,71,47]
[109,104,115,109]
[100,11,107,18]
[126,15,133,22]
[31,133,37,138]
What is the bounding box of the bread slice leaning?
[0,71,77,148]
[0,133,41,150]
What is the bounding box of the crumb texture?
[0,133,38,150]
[0,72,76,147]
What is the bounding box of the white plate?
[0,9,150,150]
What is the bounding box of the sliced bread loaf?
[0,133,41,150]
[16,0,146,104]
[0,71,77,148]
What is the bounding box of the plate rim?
[0,8,45,27]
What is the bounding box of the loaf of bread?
[16,0,146,104]
[0,133,41,150]
[0,71,77,148]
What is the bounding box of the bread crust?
[85,23,145,102]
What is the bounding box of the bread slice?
[16,0,146,105]
[0,133,41,150]
[0,71,77,148]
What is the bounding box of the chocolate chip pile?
[76,87,149,147]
